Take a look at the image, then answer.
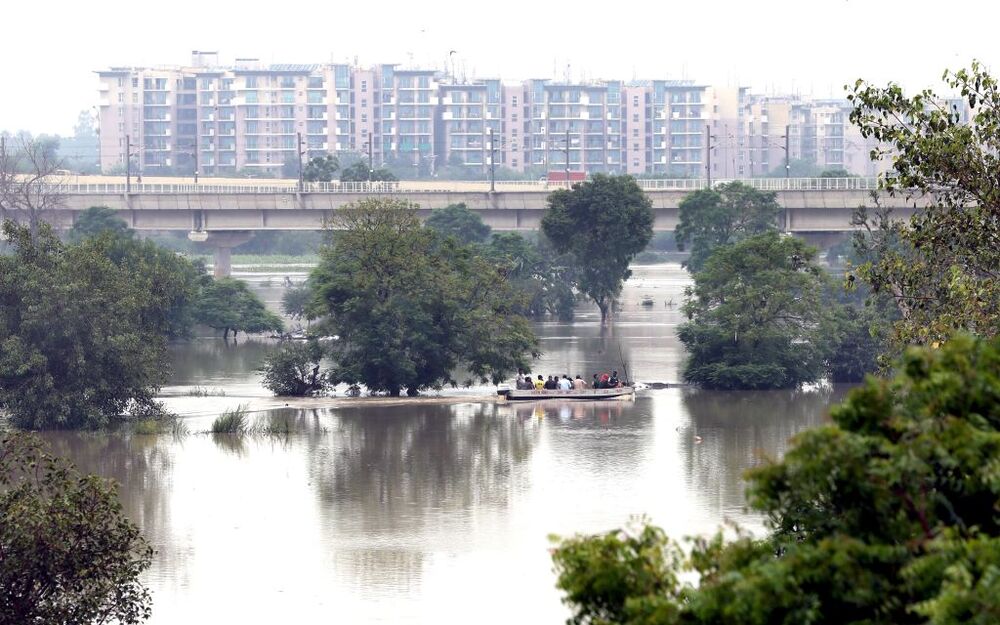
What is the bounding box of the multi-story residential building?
[96,53,901,179]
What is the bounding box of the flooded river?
[38,264,852,624]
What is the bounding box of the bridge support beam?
[206,231,254,278]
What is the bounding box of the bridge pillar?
[206,231,254,278]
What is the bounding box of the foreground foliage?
[310,197,538,396]
[679,232,833,389]
[542,174,653,324]
[553,334,1000,624]
[0,221,168,428]
[0,434,152,624]
[849,61,1000,351]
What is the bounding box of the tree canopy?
[339,160,398,182]
[0,434,153,624]
[542,174,654,323]
[310,197,538,396]
[675,181,783,272]
[848,61,1000,352]
[678,232,833,390]
[553,333,1000,624]
[0,221,169,428]
[482,232,577,321]
[260,341,327,396]
[424,202,492,245]
[68,206,131,243]
[193,277,283,339]
[303,154,339,182]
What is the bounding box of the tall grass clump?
[210,405,249,434]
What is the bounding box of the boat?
[497,384,636,401]
[640,296,655,307]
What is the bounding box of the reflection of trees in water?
[517,399,656,478]
[679,386,852,520]
[307,403,539,591]
[166,339,277,386]
[37,432,185,579]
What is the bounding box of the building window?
[361,80,367,92]
[632,113,639,122]
[632,129,638,137]
[633,159,639,167]
[632,96,639,107]
[361,113,368,122]
[512,159,518,167]
[512,96,518,106]
[633,143,639,151]
[362,99,367,107]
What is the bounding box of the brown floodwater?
[36,264,853,624]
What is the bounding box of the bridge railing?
[50,177,880,195]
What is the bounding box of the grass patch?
[188,386,226,397]
[210,405,249,434]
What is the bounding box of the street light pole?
[193,135,199,185]
[367,138,374,182]
[785,124,791,179]
[297,131,304,192]
[705,124,713,187]
[126,134,132,194]
[564,125,570,189]
[488,127,496,193]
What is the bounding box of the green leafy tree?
[679,232,833,390]
[0,221,168,429]
[542,174,654,324]
[675,181,783,273]
[281,284,312,322]
[0,434,153,624]
[68,206,130,243]
[193,277,283,339]
[303,154,339,182]
[848,61,1000,351]
[98,234,207,339]
[310,197,538,396]
[483,232,577,320]
[339,160,398,182]
[260,341,327,396]
[424,203,492,245]
[819,167,854,178]
[553,334,1000,624]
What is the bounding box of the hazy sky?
[3,0,996,135]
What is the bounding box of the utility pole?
[488,127,496,193]
[297,132,304,192]
[367,139,374,182]
[126,134,132,194]
[193,136,199,185]
[564,125,571,189]
[705,124,712,187]
[784,124,791,178]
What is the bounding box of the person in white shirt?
[557,375,573,391]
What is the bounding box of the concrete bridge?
[14,177,916,276]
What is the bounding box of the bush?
[260,342,327,396]
[0,434,153,623]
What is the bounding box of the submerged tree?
[310,197,538,396]
[0,434,153,624]
[193,277,283,339]
[553,334,1000,624]
[678,232,833,390]
[542,174,653,324]
[260,341,327,396]
[0,221,169,429]
[674,181,783,273]
[848,61,1000,351]
[424,203,492,245]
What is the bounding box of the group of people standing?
[514,370,623,391]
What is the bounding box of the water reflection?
[308,403,539,593]
[677,386,853,523]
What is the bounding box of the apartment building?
[96,52,900,179]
